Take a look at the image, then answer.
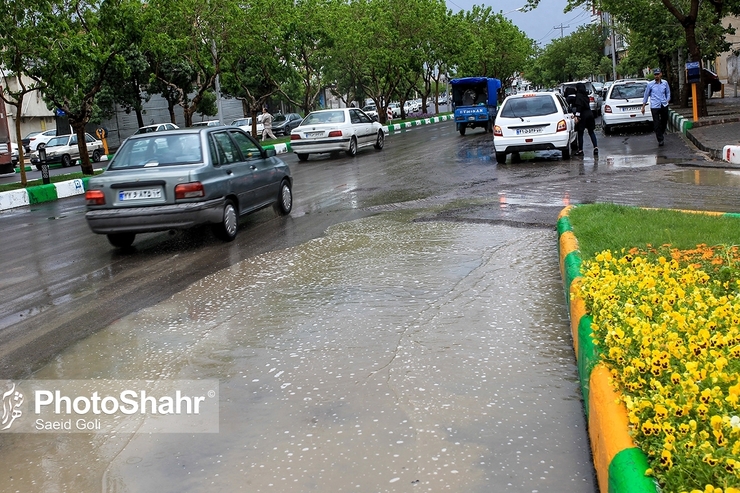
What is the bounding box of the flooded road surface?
[0,214,594,492]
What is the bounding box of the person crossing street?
[261,107,276,141]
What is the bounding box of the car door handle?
[250,165,257,170]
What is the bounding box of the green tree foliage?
[34,0,145,175]
[525,25,603,87]
[0,0,53,184]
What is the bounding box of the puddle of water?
[604,155,657,168]
[0,215,595,493]
[668,168,740,186]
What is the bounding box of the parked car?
[30,132,104,168]
[1,142,19,165]
[134,123,179,135]
[387,102,401,118]
[27,129,57,151]
[230,117,263,136]
[84,127,293,248]
[559,81,602,115]
[362,104,378,120]
[601,79,652,135]
[703,68,722,96]
[493,91,577,164]
[403,100,420,114]
[192,120,223,127]
[272,113,304,136]
[21,131,42,153]
[290,108,385,161]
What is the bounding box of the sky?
[444,0,595,46]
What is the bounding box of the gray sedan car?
[85,127,293,248]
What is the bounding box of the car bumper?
[494,132,572,153]
[85,198,225,234]
[291,138,351,154]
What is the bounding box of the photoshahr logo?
[1,383,23,430]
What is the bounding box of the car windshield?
[231,118,251,126]
[24,131,41,139]
[610,83,647,99]
[303,111,346,124]
[109,134,202,169]
[363,106,375,111]
[273,115,286,123]
[45,136,69,147]
[500,96,558,117]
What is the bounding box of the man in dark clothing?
[573,82,598,155]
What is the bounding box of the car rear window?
[500,96,558,117]
[609,83,647,99]
[303,111,346,124]
[109,134,202,169]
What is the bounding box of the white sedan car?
[601,80,652,135]
[290,108,385,161]
[230,117,264,136]
[30,133,104,168]
[493,92,577,164]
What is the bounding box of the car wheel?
[374,130,385,150]
[346,136,357,157]
[296,153,309,162]
[274,179,292,215]
[603,124,611,135]
[486,120,493,133]
[92,149,102,162]
[61,154,72,167]
[107,233,136,248]
[459,125,466,136]
[560,146,571,159]
[212,199,238,242]
[495,152,507,164]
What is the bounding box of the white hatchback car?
[290,108,385,161]
[601,80,652,135]
[230,117,263,136]
[493,92,577,164]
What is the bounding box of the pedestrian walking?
[261,107,276,141]
[641,68,671,146]
[573,82,598,155]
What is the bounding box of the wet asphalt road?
[1,119,736,381]
[1,120,739,491]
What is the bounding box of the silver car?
[85,127,293,248]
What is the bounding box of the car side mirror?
[265,148,276,157]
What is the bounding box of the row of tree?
[0,0,534,180]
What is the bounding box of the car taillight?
[604,105,612,114]
[589,96,595,103]
[290,134,301,140]
[328,130,343,137]
[493,125,503,137]
[175,182,205,199]
[85,190,106,205]
[557,120,567,132]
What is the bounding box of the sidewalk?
[668,93,740,161]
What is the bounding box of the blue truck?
[451,77,501,136]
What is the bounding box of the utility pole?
[553,23,570,38]
[609,15,618,81]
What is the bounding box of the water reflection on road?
[0,214,595,492]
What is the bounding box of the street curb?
[557,205,657,493]
[1,115,454,212]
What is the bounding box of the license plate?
[306,132,323,138]
[624,106,641,111]
[119,188,162,201]
[516,127,544,135]
[467,116,475,121]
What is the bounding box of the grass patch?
[568,203,740,259]
[0,170,104,193]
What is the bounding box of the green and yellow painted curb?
[557,205,657,493]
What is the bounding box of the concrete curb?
[557,205,657,493]
[0,115,454,213]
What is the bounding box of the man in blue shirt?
[641,68,671,146]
